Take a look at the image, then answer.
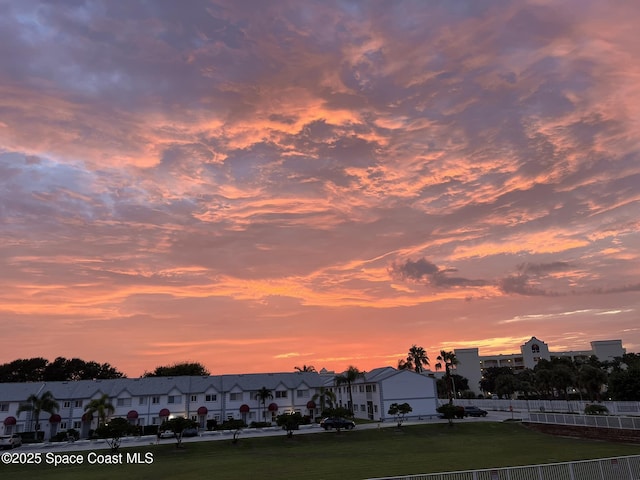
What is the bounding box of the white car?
[159,430,175,438]
[0,434,22,449]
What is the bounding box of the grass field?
[4,422,639,480]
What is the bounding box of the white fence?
[451,399,640,416]
[367,455,640,480]
[527,412,640,430]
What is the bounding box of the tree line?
[479,353,640,401]
[0,358,212,383]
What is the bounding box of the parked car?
[0,434,22,449]
[320,417,356,430]
[159,430,176,438]
[464,406,488,417]
[181,428,198,437]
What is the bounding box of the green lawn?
[4,422,639,480]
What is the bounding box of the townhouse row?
[0,367,438,440]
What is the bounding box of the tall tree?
[480,366,513,396]
[16,390,60,439]
[311,386,336,414]
[0,357,48,382]
[43,357,126,381]
[84,394,115,429]
[0,357,124,382]
[255,387,273,422]
[406,345,429,373]
[436,350,459,404]
[577,364,607,401]
[335,366,364,415]
[397,358,413,370]
[143,362,210,377]
[608,367,640,401]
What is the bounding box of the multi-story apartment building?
[0,369,438,439]
[454,337,625,395]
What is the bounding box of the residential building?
[323,367,439,422]
[0,368,438,438]
[454,337,625,395]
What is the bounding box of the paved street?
[16,408,521,453]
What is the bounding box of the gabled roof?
[0,372,325,402]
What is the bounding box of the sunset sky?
[1,1,639,378]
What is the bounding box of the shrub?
[584,404,609,415]
[206,419,218,431]
[51,428,79,442]
[249,421,271,428]
[216,419,247,430]
[437,404,465,421]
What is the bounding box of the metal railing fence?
[527,412,640,429]
[367,454,640,480]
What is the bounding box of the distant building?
[453,337,625,395]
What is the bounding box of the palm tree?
[397,358,413,370]
[311,386,336,414]
[335,366,364,415]
[406,345,429,373]
[436,350,458,405]
[255,387,273,422]
[84,393,115,429]
[16,390,60,439]
[294,365,316,373]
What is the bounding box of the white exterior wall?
[454,348,482,395]
[591,340,625,362]
[378,371,438,422]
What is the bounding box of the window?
[205,394,217,402]
[374,405,378,413]
[191,395,198,402]
[229,393,242,401]
[60,422,67,430]
[296,389,309,398]
[275,391,288,399]
[360,405,366,412]
[531,344,540,354]
[63,401,71,408]
[139,397,147,405]
[73,421,81,429]
[152,396,160,404]
[117,398,132,407]
[151,417,159,425]
[359,386,364,393]
[74,400,82,408]
[168,395,182,404]
[0,403,9,412]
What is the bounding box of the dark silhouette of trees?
[403,345,429,373]
[294,365,316,372]
[436,350,459,404]
[0,357,124,382]
[143,362,210,377]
